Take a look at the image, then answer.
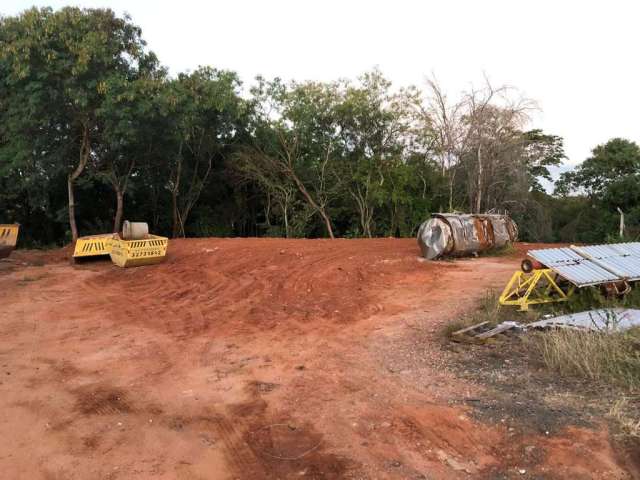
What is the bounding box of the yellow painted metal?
[109,235,168,268]
[73,234,116,258]
[0,224,20,259]
[499,268,574,311]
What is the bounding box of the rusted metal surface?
[417,213,518,260]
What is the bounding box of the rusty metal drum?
[417,213,518,260]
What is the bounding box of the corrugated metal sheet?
[528,242,640,287]
[551,262,619,286]
[574,243,640,281]
[529,308,640,332]
[528,247,582,266]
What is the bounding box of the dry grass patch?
[528,327,640,390]
[443,289,537,340]
[608,398,640,438]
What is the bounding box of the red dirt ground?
[0,239,634,479]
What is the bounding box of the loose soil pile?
[0,238,634,479]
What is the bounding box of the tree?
[234,147,297,237]
[422,76,535,213]
[163,68,246,238]
[556,138,640,239]
[97,69,166,232]
[557,138,640,198]
[242,78,344,239]
[0,6,591,247]
[0,7,153,241]
[521,130,565,193]
[336,71,423,237]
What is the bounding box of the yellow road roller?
[72,221,167,267]
[73,233,116,260]
[109,221,168,268]
[0,224,20,259]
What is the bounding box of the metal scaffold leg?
[499,269,574,311]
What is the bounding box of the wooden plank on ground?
[475,323,516,339]
[451,321,489,336]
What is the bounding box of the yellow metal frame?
[73,234,116,258]
[109,235,168,268]
[499,268,574,311]
[0,224,20,259]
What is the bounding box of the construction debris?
[528,308,640,332]
[417,213,518,260]
[451,321,524,343]
[452,309,640,344]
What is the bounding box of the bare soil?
[0,238,636,479]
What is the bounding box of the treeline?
[0,7,637,247]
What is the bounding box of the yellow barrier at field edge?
[0,224,20,259]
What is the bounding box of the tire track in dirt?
[214,413,268,478]
[2,239,632,479]
[78,242,372,340]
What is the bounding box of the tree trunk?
[113,187,124,233]
[288,170,334,239]
[174,154,212,239]
[264,192,272,227]
[171,145,183,238]
[171,189,180,238]
[283,198,290,238]
[68,176,79,242]
[68,126,90,242]
[319,209,335,239]
[448,173,455,212]
[475,145,483,213]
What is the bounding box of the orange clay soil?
[0,238,632,479]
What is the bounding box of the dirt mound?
[77,238,449,337]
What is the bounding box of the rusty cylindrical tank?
[417,213,518,260]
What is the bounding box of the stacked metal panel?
[528,242,640,287]
[575,244,640,281]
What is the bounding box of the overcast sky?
[5,0,640,177]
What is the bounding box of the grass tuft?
[608,397,640,438]
[480,243,517,258]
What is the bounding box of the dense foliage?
[0,8,636,246]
